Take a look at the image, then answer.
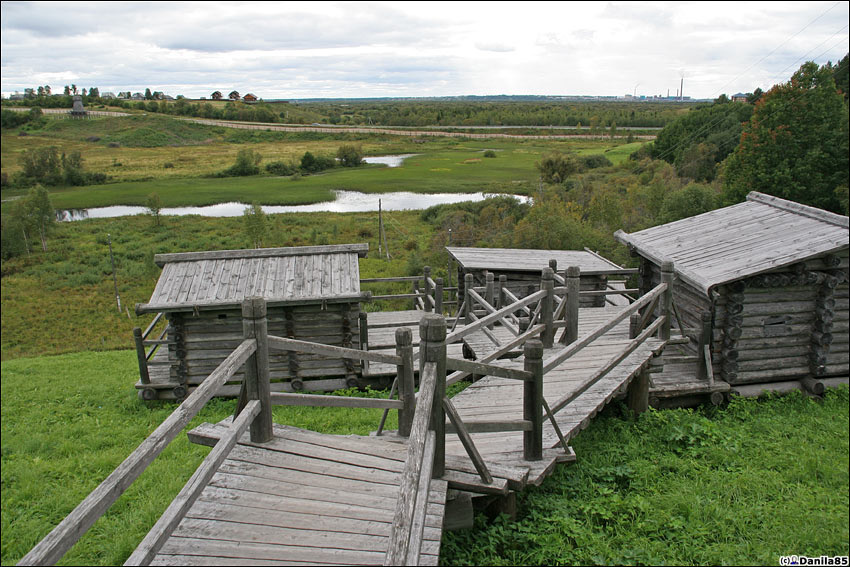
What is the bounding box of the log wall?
[166,303,361,390]
[641,249,849,385]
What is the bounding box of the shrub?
[300,151,336,173]
[221,148,262,177]
[265,161,296,176]
[163,162,174,169]
[483,150,497,158]
[579,154,613,170]
[336,144,364,167]
[536,152,580,184]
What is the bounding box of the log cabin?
[134,244,370,399]
[447,246,635,307]
[615,191,849,389]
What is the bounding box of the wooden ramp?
[153,423,449,566]
[446,306,666,483]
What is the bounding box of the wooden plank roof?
[137,244,368,314]
[614,192,849,295]
[446,247,630,275]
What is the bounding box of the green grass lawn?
[1,349,846,565]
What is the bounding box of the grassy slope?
[1,212,438,361]
[442,389,850,565]
[0,351,399,565]
[2,349,846,565]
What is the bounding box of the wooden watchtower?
[134,244,370,400]
[615,192,848,390]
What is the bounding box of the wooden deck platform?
[157,423,449,566]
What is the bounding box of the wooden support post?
[464,273,474,325]
[420,314,447,478]
[133,327,151,385]
[423,266,432,312]
[412,278,419,311]
[660,261,674,341]
[241,297,273,443]
[497,274,506,310]
[396,327,415,437]
[696,310,712,380]
[627,367,650,415]
[485,271,495,308]
[560,266,580,345]
[523,340,544,461]
[435,277,444,315]
[540,267,555,348]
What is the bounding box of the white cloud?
[1,1,848,99]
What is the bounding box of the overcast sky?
[1,1,848,100]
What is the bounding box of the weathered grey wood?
[125,401,261,566]
[550,316,665,414]
[18,339,256,566]
[540,268,555,348]
[155,244,369,267]
[467,288,520,336]
[448,289,547,345]
[405,435,437,566]
[444,357,532,381]
[463,273,474,324]
[626,367,650,414]
[446,324,544,386]
[523,340,544,461]
[542,282,666,374]
[269,392,403,409]
[434,278,444,315]
[442,397,493,484]
[420,315,447,477]
[134,327,151,384]
[396,327,416,437]
[445,418,533,433]
[560,266,581,345]
[267,335,401,365]
[242,298,273,443]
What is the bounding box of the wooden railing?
[19,298,274,566]
[361,266,454,314]
[132,312,166,384]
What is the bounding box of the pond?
[56,190,531,221]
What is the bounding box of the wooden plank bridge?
[20,265,677,566]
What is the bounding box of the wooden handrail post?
[484,271,494,308]
[242,297,273,443]
[497,274,506,310]
[396,327,415,437]
[464,273,474,324]
[540,267,555,348]
[523,340,544,461]
[423,266,432,312]
[629,313,641,339]
[696,310,712,380]
[435,277,444,315]
[561,266,580,345]
[133,327,151,384]
[548,258,558,275]
[359,312,370,374]
[660,261,674,341]
[420,314,447,478]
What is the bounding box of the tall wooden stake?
[108,233,121,312]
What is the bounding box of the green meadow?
[1,112,846,566]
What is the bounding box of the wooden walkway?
[155,423,448,566]
[446,307,665,482]
[23,282,673,567]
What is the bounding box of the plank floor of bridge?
[445,306,666,483]
[152,424,447,566]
